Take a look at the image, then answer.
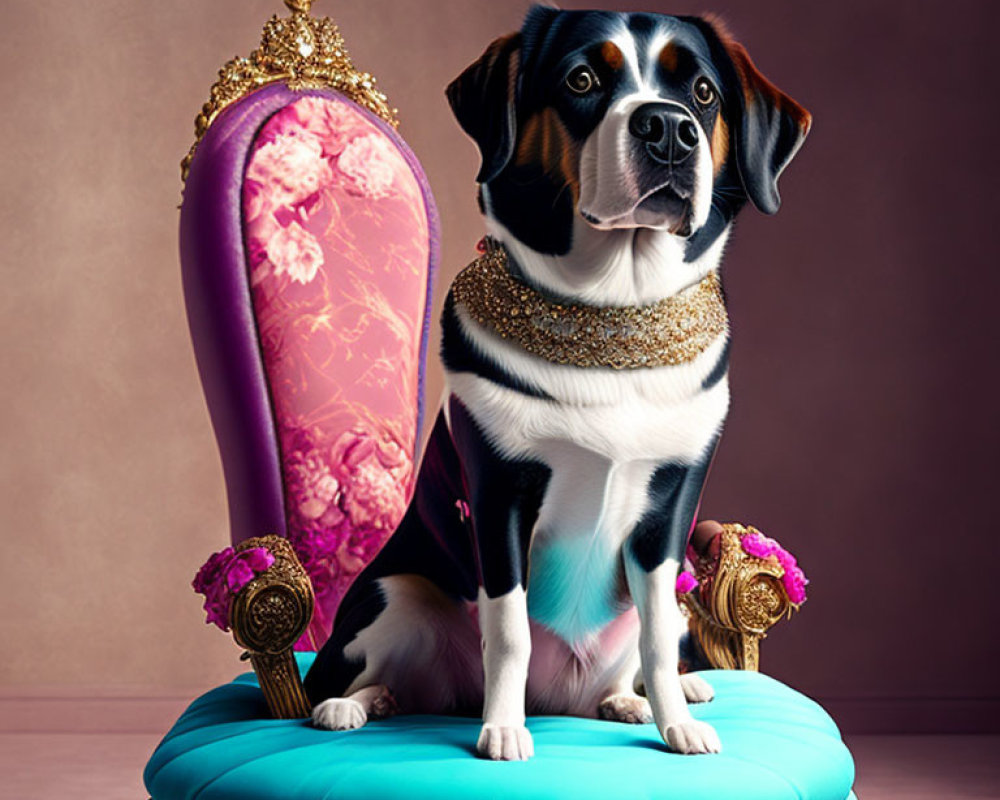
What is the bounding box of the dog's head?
[447,7,811,256]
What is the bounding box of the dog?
[304,6,811,760]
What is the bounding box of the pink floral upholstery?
[242,96,431,648]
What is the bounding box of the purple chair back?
[181,82,439,649]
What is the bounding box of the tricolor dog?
[305,6,811,759]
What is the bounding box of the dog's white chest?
[525,449,654,642]
[447,331,729,465]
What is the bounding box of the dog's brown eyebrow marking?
[711,114,729,177]
[600,41,624,70]
[658,42,679,72]
[515,108,581,202]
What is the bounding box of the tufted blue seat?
[144,653,855,800]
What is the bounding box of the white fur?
[312,696,367,731]
[447,364,728,466]
[343,575,482,713]
[570,26,714,236]
[624,555,721,753]
[577,93,714,233]
[680,673,715,703]
[486,211,730,307]
[477,586,534,760]
[526,447,651,643]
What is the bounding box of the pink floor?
[0,733,997,799]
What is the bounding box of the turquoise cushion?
[145,653,854,800]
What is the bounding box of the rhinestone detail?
[452,241,729,370]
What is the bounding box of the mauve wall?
[1,0,997,730]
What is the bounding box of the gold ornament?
[181,0,399,181]
[230,535,315,718]
[451,239,729,370]
[680,523,799,671]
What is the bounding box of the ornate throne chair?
[144,3,855,798]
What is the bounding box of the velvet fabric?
[144,653,856,800]
[181,84,439,648]
[241,95,435,646]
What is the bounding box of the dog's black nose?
[628,103,699,164]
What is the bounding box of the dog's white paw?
[598,693,654,724]
[476,723,535,761]
[311,697,367,731]
[663,719,721,754]
[680,673,715,703]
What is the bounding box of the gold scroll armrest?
[680,523,797,671]
[230,535,315,718]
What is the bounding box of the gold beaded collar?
[451,240,729,370]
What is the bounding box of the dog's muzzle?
[629,103,699,166]
[577,97,710,234]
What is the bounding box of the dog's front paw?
[476,723,534,761]
[311,698,367,731]
[680,673,715,703]
[663,719,721,754]
[598,693,653,724]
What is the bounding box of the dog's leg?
[311,684,397,731]
[680,673,715,703]
[477,586,535,760]
[306,573,480,730]
[624,458,721,754]
[447,397,548,761]
[625,556,720,753]
[598,647,653,723]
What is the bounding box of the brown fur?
[711,115,729,177]
[600,40,624,70]
[658,42,679,72]
[515,107,582,202]
[703,15,812,135]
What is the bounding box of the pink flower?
[263,97,367,158]
[331,429,411,532]
[337,134,397,199]
[192,547,233,594]
[192,546,275,631]
[267,222,325,284]
[775,547,797,571]
[675,571,699,594]
[740,530,809,605]
[239,547,275,574]
[784,565,809,605]
[741,531,778,559]
[246,130,333,209]
[287,452,340,520]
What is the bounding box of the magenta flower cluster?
[192,546,276,631]
[740,531,809,604]
[675,570,699,594]
[281,426,412,647]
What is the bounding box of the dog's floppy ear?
[446,33,522,184]
[688,17,812,214]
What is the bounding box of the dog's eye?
[693,76,716,106]
[566,66,599,95]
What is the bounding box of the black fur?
[627,443,717,573]
[701,337,731,391]
[447,397,552,598]
[441,293,554,401]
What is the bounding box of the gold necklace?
[451,240,728,370]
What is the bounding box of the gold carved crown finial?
[181,0,398,181]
